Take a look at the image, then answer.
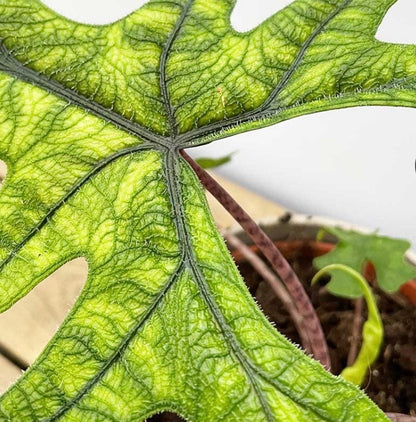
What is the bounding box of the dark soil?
[149,244,416,421]
[240,246,416,416]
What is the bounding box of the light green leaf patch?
[1,0,415,420]
[314,228,416,298]
[195,153,234,169]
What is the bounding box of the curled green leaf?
[312,264,383,386]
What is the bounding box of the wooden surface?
[0,168,286,393]
[205,173,285,228]
[0,161,5,182]
[0,355,21,394]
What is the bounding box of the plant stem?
[181,150,330,369]
[347,297,364,366]
[221,228,312,354]
[313,264,383,386]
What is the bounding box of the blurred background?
[42,0,416,245]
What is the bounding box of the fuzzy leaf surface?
[1,0,415,420]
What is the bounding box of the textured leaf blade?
[0,0,415,146]
[0,145,386,421]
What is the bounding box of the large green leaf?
[0,0,414,420]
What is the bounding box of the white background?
[42,0,416,244]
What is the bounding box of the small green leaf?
[195,153,234,169]
[312,265,383,386]
[314,228,416,298]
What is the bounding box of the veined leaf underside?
[0,0,415,147]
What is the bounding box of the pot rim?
[227,212,416,265]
